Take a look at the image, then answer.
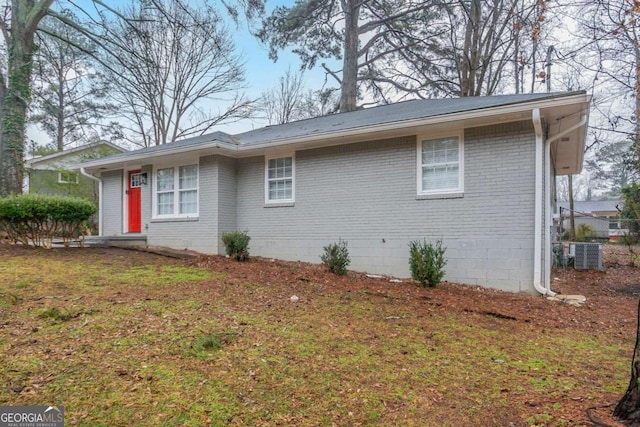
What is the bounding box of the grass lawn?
[0,246,632,426]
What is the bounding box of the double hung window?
[154,164,198,217]
[418,135,463,195]
[266,155,294,203]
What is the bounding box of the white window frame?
[265,154,295,204]
[152,162,199,219]
[58,171,79,184]
[417,132,464,196]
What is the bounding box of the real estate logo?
[0,406,64,427]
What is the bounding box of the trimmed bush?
[0,194,96,248]
[409,239,447,287]
[320,240,350,275]
[221,231,251,261]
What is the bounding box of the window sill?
[264,202,295,208]
[416,192,464,200]
[151,216,199,223]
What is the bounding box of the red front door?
[127,170,142,233]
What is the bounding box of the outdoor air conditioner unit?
[569,242,603,270]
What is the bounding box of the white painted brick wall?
[237,121,538,292]
[100,120,542,293]
[217,156,238,254]
[144,155,219,253]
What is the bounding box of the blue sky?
[217,12,335,133]
[216,0,343,133]
[26,0,336,145]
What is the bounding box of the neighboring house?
[556,200,625,240]
[80,92,590,294]
[26,141,127,203]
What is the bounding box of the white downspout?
[80,167,103,236]
[545,128,553,293]
[532,109,556,296]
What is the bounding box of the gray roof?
[81,91,587,168]
[557,200,623,216]
[91,131,237,162]
[235,92,574,146]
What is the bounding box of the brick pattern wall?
[100,120,541,292]
[236,121,537,292]
[216,156,238,253]
[144,156,218,253]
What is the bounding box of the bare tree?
[566,2,640,419]
[259,68,306,125]
[257,0,559,112]
[257,0,444,112]
[31,11,116,151]
[570,0,640,172]
[395,0,550,97]
[259,69,341,125]
[299,88,340,118]
[585,139,632,199]
[94,0,251,147]
[0,0,264,196]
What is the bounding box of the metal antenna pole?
[546,46,555,93]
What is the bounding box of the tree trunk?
[0,44,34,196]
[514,43,520,94]
[339,0,360,112]
[461,0,480,97]
[0,71,6,169]
[633,41,640,167]
[614,299,640,424]
[0,0,53,197]
[57,56,65,151]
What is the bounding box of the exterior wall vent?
[569,242,603,270]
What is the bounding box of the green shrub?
[221,231,251,261]
[409,239,447,287]
[0,194,96,248]
[574,223,596,242]
[320,240,350,275]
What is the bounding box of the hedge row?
[0,194,97,248]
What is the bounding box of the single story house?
[556,200,625,240]
[25,141,126,202]
[80,92,590,294]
